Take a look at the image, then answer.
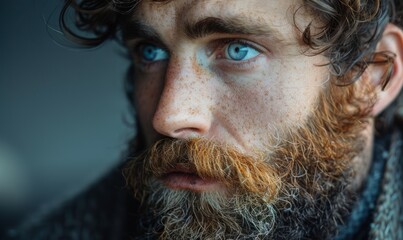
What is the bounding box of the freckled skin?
[132,0,329,153]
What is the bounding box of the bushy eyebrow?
[122,19,162,43]
[185,17,283,41]
[123,16,284,43]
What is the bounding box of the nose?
[152,57,213,139]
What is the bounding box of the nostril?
[173,127,202,135]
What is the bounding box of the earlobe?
[371,24,403,116]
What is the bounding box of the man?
[4,0,403,239]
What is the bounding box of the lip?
[160,164,225,192]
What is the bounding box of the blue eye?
[225,43,260,61]
[141,44,169,62]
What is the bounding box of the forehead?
[132,0,306,43]
[137,0,296,18]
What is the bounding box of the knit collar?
[336,129,403,239]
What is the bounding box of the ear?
[371,24,403,116]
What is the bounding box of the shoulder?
[2,165,137,240]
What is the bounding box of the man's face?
[124,0,370,239]
[130,0,328,151]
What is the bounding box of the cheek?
[213,76,284,149]
[264,58,326,126]
[214,61,323,149]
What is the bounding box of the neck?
[349,120,374,191]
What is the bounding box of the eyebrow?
[123,16,284,42]
[185,17,283,40]
[122,19,162,42]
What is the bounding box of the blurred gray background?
[0,0,133,228]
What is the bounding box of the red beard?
[124,82,377,239]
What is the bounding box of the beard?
[124,82,376,239]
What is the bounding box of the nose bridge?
[152,54,213,138]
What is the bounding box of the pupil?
[143,46,155,60]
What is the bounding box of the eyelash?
[130,41,169,71]
[213,39,264,69]
[215,38,262,53]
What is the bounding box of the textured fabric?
[369,130,403,240]
[1,167,139,240]
[336,128,403,240]
[335,134,390,240]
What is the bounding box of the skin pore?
[122,0,383,239]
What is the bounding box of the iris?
[226,43,259,61]
[141,44,169,62]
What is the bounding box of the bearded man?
[3,0,403,239]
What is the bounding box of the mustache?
[124,138,281,201]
